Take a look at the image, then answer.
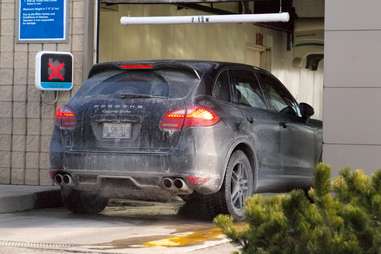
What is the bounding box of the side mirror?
[299,103,314,120]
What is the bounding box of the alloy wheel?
[230,162,250,211]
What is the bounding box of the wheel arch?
[233,143,257,173]
[215,138,258,192]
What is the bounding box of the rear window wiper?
[118,93,167,99]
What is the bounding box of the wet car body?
[50,60,322,218]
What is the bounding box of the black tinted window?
[212,71,230,102]
[230,70,267,109]
[258,72,300,115]
[77,69,198,99]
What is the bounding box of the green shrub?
[215,163,381,254]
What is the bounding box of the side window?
[230,70,267,109]
[258,72,300,115]
[212,71,230,102]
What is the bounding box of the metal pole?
[96,0,101,63]
[120,12,290,26]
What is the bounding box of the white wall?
[99,4,323,119]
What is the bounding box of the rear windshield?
[77,69,199,99]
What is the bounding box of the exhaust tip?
[63,174,72,185]
[162,178,173,189]
[54,174,63,185]
[173,178,184,189]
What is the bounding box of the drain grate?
[0,240,124,254]
[0,240,78,250]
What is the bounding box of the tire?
[182,150,254,221]
[61,188,108,214]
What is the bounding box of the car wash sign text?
[18,0,67,42]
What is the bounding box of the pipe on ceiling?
[120,12,290,25]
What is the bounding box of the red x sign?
[36,51,73,91]
[48,62,65,81]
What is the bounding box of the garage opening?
[97,0,324,119]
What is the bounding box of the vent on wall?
[306,54,323,71]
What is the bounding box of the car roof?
[88,60,265,79]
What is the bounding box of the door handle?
[246,116,254,124]
[279,122,287,128]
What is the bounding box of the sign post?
[18,0,67,42]
[35,51,73,91]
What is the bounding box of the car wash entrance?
[97,0,324,119]
[98,1,287,67]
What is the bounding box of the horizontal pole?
[120,12,290,25]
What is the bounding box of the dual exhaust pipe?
[54,173,73,186]
[56,173,188,190]
[162,177,190,193]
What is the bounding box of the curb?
[0,186,62,213]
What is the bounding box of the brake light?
[160,106,220,131]
[119,64,153,70]
[55,106,76,129]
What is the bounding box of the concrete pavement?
[0,185,61,213]
[0,243,237,254]
[0,201,238,254]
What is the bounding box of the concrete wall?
[100,4,324,119]
[0,0,89,185]
[324,0,381,173]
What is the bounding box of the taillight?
[160,106,220,131]
[55,106,76,129]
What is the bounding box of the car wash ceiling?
[100,0,324,70]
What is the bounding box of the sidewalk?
[0,185,62,213]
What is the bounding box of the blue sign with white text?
[19,0,67,41]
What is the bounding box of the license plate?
[102,123,132,139]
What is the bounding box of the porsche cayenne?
[49,60,322,220]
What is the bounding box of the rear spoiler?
[88,62,201,80]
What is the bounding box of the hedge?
[215,163,381,254]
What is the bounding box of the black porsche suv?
[50,60,322,220]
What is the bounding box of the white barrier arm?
[120,12,290,25]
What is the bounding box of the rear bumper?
[56,170,222,200]
[50,124,231,200]
[62,150,194,174]
[52,148,224,199]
